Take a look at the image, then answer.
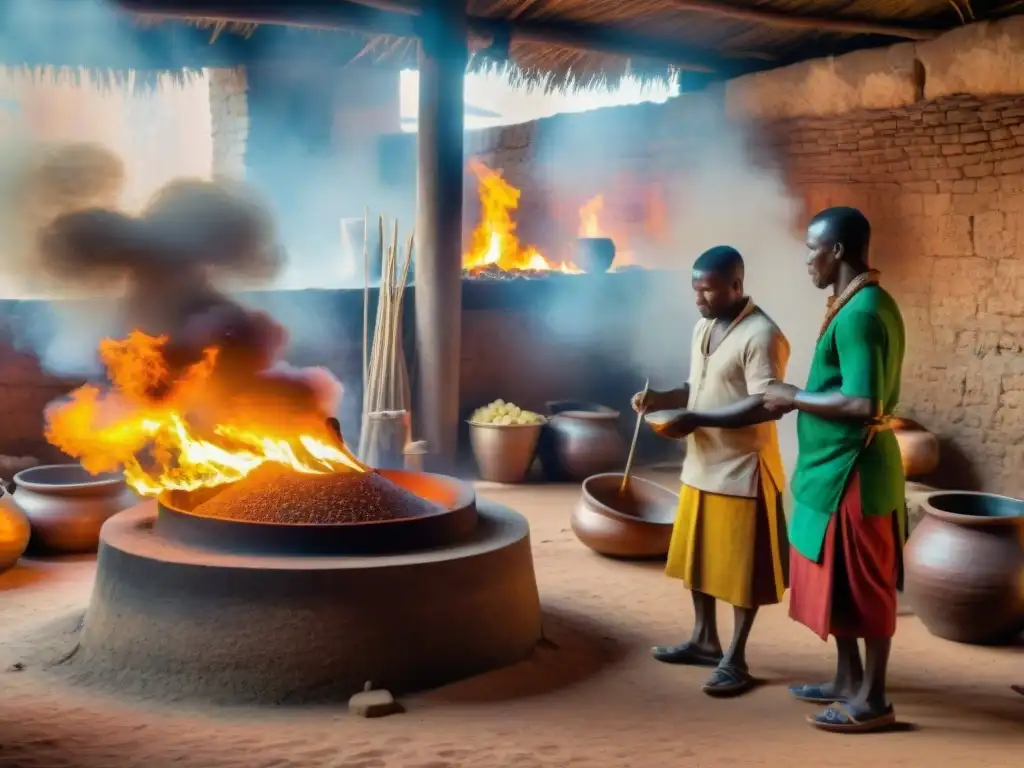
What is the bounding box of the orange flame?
[44,331,365,497]
[578,195,604,238]
[463,160,580,273]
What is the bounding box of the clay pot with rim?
[0,487,31,574]
[891,416,940,478]
[571,237,616,274]
[903,491,1024,645]
[539,401,626,481]
[13,464,138,555]
[572,473,678,558]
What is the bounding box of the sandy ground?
[1,476,1021,768]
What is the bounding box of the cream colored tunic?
[680,299,789,499]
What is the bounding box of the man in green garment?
[763,206,906,734]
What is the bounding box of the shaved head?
[805,206,872,290]
[807,206,871,265]
[691,246,745,319]
[693,245,744,280]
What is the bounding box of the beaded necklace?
[818,269,880,340]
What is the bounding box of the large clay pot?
[903,491,1024,645]
[572,473,677,558]
[13,464,138,555]
[540,401,626,481]
[0,488,31,574]
[891,417,940,478]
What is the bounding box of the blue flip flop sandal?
[789,683,848,705]
[702,664,757,698]
[651,642,723,667]
[809,702,896,734]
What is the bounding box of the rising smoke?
[529,85,824,469]
[7,140,343,438]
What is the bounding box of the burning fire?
[463,160,581,273]
[45,331,365,497]
[578,194,604,238]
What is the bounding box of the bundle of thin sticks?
[358,211,415,464]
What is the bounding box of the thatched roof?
[130,0,1018,90]
[2,1,1018,91]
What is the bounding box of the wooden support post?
[414,0,466,472]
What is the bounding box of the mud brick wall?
[469,96,1024,495]
[456,21,1024,498]
[767,95,1024,496]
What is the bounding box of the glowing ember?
[463,160,581,274]
[44,331,365,497]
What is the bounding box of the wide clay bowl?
[12,464,138,555]
[572,473,678,558]
[903,491,1024,645]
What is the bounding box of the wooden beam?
[662,0,944,40]
[115,0,752,74]
[414,0,467,471]
[347,0,945,42]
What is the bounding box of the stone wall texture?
[771,94,1024,496]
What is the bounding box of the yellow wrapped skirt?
[665,462,789,609]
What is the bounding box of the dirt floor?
[1,476,1021,768]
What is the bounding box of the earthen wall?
[460,18,1024,496]
[3,21,1024,495]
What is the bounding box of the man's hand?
[763,383,799,415]
[645,409,700,439]
[631,388,665,413]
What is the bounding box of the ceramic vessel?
[13,464,138,555]
[891,417,940,478]
[903,491,1024,645]
[468,421,545,484]
[571,237,616,274]
[540,401,626,481]
[0,488,31,574]
[572,473,678,558]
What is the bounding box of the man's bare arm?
[688,394,775,429]
[793,391,877,421]
[657,385,690,410]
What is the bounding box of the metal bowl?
[467,419,547,484]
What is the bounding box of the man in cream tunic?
[634,245,789,697]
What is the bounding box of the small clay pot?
[468,421,545,484]
[0,488,31,574]
[572,473,678,558]
[540,401,626,481]
[903,491,1024,645]
[891,417,940,478]
[13,464,138,555]
[571,237,616,273]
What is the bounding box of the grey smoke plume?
[16,142,343,434]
